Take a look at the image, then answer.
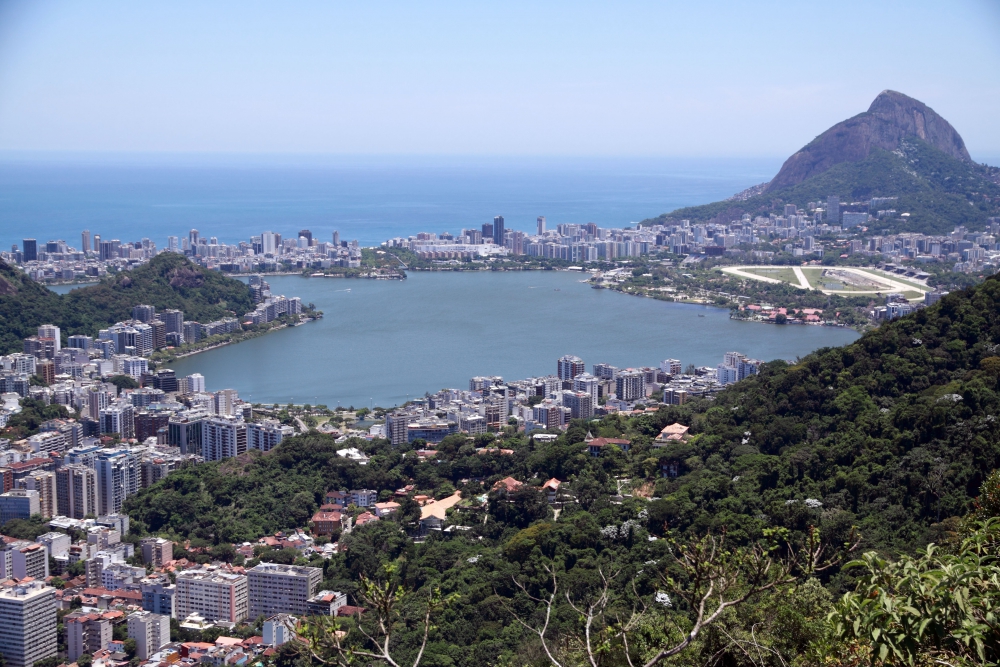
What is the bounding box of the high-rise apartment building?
[65,612,111,662]
[96,450,139,516]
[0,490,39,525]
[827,195,840,225]
[127,611,170,660]
[201,417,247,461]
[537,216,546,235]
[572,373,599,403]
[247,563,322,618]
[140,575,176,617]
[21,239,37,263]
[213,389,239,417]
[0,580,57,667]
[385,412,409,446]
[56,466,97,519]
[186,373,206,393]
[175,569,248,623]
[17,472,56,519]
[615,370,646,401]
[131,305,156,323]
[247,420,294,452]
[161,310,184,335]
[261,231,279,255]
[1,542,49,581]
[99,401,135,439]
[492,215,505,246]
[557,355,586,381]
[81,231,91,254]
[167,410,206,456]
[36,326,60,352]
[659,359,682,375]
[561,390,594,420]
[140,538,173,568]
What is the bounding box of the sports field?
[721,265,929,300]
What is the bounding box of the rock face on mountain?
[764,90,971,192]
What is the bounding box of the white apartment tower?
[0,581,57,667]
[36,325,60,352]
[127,611,170,660]
[96,450,139,516]
[247,420,294,452]
[247,563,322,618]
[56,465,98,519]
[201,417,247,461]
[175,569,248,623]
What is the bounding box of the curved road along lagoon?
[156,271,859,407]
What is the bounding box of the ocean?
[0,153,781,249]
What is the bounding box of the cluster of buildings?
[176,228,365,274]
[3,236,156,284]
[381,206,1000,275]
[0,523,353,667]
[1,227,363,285]
[379,352,758,445]
[2,320,297,460]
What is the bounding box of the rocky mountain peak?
[764,90,971,192]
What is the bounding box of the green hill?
[0,253,255,354]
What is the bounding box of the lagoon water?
[163,272,859,408]
[28,154,855,407]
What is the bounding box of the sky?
[0,0,998,159]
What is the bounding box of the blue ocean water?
[0,153,781,249]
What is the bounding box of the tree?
[488,486,549,529]
[301,563,456,667]
[107,374,140,391]
[823,518,1000,666]
[503,526,857,667]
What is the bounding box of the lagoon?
[166,271,859,408]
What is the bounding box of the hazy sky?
[0,0,998,158]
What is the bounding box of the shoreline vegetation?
[149,313,323,363]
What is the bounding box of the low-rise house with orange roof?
[373,502,400,518]
[586,437,631,457]
[491,477,523,495]
[541,478,561,504]
[654,423,690,445]
[354,512,378,528]
[418,491,463,534]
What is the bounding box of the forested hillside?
[122,273,1000,665]
[0,253,255,353]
